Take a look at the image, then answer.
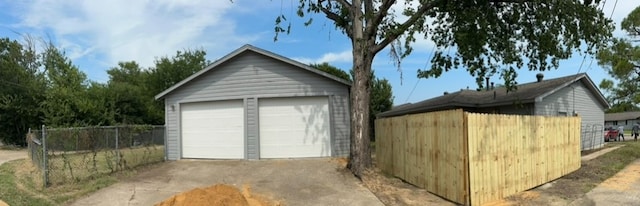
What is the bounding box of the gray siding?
[330,95,351,156]
[535,81,606,150]
[163,51,350,160]
[604,120,640,131]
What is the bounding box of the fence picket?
[375,109,582,206]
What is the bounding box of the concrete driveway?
[0,149,27,166]
[573,159,640,206]
[69,158,383,206]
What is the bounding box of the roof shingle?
[379,73,607,117]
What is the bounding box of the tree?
[147,49,210,95]
[146,49,210,124]
[597,6,640,113]
[0,37,44,145]
[41,43,90,127]
[311,62,353,81]
[310,63,393,141]
[106,61,153,124]
[278,0,612,177]
[370,77,392,141]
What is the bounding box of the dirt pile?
[155,184,280,206]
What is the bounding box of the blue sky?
[0,0,638,105]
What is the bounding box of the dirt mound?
[155,184,280,206]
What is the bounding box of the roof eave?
[154,45,252,100]
[154,44,352,100]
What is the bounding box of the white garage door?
[181,100,244,159]
[259,96,331,158]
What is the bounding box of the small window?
[558,111,568,116]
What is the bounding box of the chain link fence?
[26,125,165,187]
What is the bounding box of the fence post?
[41,125,48,188]
[115,127,120,171]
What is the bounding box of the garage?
[155,44,351,160]
[259,96,331,158]
[181,100,244,159]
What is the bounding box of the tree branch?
[365,0,395,40]
[320,6,353,38]
[329,0,352,9]
[372,1,436,54]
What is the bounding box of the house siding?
[535,81,605,150]
[604,119,640,131]
[162,51,350,160]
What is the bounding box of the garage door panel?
[181,100,244,159]
[259,96,331,158]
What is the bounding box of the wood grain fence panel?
[375,110,580,206]
[392,116,407,180]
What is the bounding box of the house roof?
[155,44,352,100]
[379,73,610,118]
[605,111,640,121]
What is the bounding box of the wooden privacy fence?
[375,109,581,206]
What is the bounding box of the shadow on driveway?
[69,158,383,206]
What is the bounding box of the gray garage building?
[155,44,351,160]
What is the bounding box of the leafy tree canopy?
[597,6,640,112]
[310,62,352,82]
[280,0,614,176]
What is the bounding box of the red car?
[604,127,619,142]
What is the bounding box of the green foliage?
[0,38,45,145]
[41,43,90,127]
[0,33,211,144]
[280,0,612,89]
[421,0,613,89]
[146,49,210,95]
[145,49,209,124]
[106,61,155,124]
[310,62,352,82]
[370,77,393,141]
[597,6,640,112]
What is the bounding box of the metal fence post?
[41,125,48,187]
[115,127,120,171]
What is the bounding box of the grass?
[47,146,164,186]
[537,141,640,200]
[0,159,118,206]
[0,146,164,206]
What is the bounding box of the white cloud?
[11,0,259,68]
[293,50,352,64]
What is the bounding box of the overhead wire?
[405,44,437,103]
[579,0,613,74]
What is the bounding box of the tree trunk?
[349,50,373,178]
[348,1,374,175]
[347,0,377,178]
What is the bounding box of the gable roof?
[155,44,352,100]
[379,73,609,118]
[605,111,640,121]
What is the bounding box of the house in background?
[604,111,640,130]
[379,73,610,150]
[155,44,351,160]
